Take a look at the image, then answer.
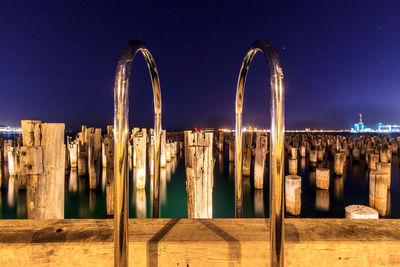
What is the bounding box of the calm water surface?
[1,132,399,219]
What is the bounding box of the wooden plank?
[0,219,400,266]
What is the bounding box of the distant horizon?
[2,2,399,130]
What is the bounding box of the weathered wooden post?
[165,142,171,162]
[0,139,3,188]
[216,131,224,152]
[380,144,390,163]
[317,149,324,162]
[3,140,12,163]
[133,129,147,189]
[21,120,65,219]
[299,146,306,158]
[309,150,317,167]
[290,147,297,160]
[228,139,235,162]
[103,131,114,216]
[184,131,214,218]
[368,154,379,170]
[148,130,155,176]
[334,152,346,175]
[160,130,166,168]
[376,162,391,189]
[285,175,301,215]
[316,168,330,190]
[88,128,102,189]
[242,132,252,176]
[78,140,88,176]
[369,171,388,216]
[254,132,267,189]
[7,147,18,177]
[352,147,360,161]
[345,205,378,219]
[69,141,78,168]
[288,159,297,175]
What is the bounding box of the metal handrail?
[234,40,285,266]
[113,40,162,267]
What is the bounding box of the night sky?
[1,1,399,131]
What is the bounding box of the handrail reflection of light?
[234,40,285,266]
[113,40,162,267]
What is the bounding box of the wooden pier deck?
[0,218,399,266]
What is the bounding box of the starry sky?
[1,1,399,130]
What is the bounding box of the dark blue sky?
[1,1,399,130]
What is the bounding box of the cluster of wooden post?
[65,125,115,215]
[283,133,400,217]
[0,121,66,219]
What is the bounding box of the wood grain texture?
[0,219,400,266]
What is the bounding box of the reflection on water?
[229,162,234,181]
[89,190,96,212]
[1,133,400,219]
[17,190,26,218]
[254,189,265,218]
[7,176,16,207]
[218,152,223,174]
[300,158,306,172]
[69,169,78,193]
[161,171,167,205]
[166,162,171,182]
[387,190,391,217]
[135,189,146,218]
[334,176,344,201]
[309,169,316,187]
[315,189,330,211]
[101,168,106,192]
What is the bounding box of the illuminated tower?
[354,113,364,131]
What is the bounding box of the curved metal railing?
[234,40,285,266]
[113,40,162,267]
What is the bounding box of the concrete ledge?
[0,218,399,266]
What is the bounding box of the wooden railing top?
[0,218,399,266]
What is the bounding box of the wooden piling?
[21,120,65,219]
[285,175,301,216]
[133,129,147,189]
[368,154,379,170]
[300,146,306,158]
[184,131,214,218]
[88,128,102,189]
[345,205,378,219]
[316,168,330,190]
[376,162,391,189]
[369,171,388,217]
[160,130,166,168]
[288,159,297,175]
[334,152,346,176]
[309,150,317,167]
[242,132,252,176]
[103,133,114,216]
[254,133,267,189]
